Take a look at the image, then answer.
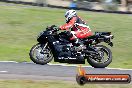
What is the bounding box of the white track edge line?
[0,71,8,73]
[0,61,18,63]
[0,61,132,70]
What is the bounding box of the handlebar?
[46,25,60,32]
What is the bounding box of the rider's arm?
[60,17,76,30]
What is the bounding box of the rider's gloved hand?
[58,27,61,30]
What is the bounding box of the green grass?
[0,80,131,88]
[0,2,132,68]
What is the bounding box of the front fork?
[40,42,48,53]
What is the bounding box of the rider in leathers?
[60,10,93,51]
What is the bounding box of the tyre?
[29,43,53,65]
[87,45,112,68]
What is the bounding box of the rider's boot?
[73,38,86,52]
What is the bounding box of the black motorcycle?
[29,25,114,68]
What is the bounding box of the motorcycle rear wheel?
[29,43,53,65]
[87,45,112,68]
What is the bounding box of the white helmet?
[65,10,77,23]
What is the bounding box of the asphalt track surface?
[0,62,132,82]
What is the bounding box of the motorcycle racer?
[60,10,93,51]
[29,10,114,67]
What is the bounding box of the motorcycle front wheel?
[29,43,53,65]
[87,45,112,68]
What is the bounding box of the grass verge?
[0,80,131,88]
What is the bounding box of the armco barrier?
[0,0,132,14]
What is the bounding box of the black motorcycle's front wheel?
[87,45,112,68]
[29,43,53,65]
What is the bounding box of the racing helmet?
[65,10,77,23]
